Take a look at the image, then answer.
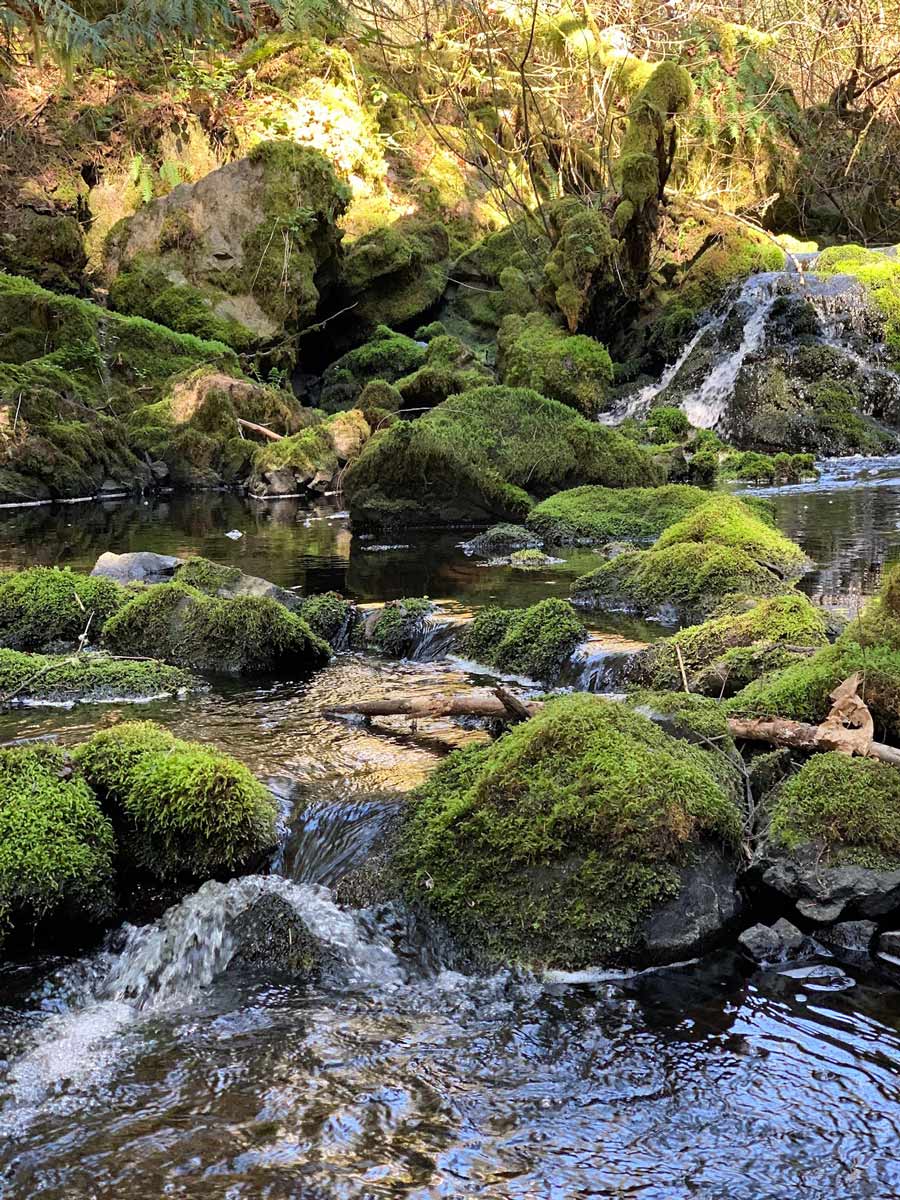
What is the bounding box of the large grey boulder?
[92,551,182,585]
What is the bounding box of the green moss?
[463,524,542,556]
[0,209,86,293]
[542,201,618,332]
[368,597,433,657]
[465,597,585,681]
[0,567,126,651]
[816,246,900,366]
[721,449,818,485]
[527,483,708,545]
[396,694,740,967]
[101,581,330,676]
[342,217,450,329]
[298,592,355,645]
[395,333,492,409]
[497,312,612,417]
[344,385,663,531]
[175,557,243,594]
[646,406,691,444]
[75,722,277,879]
[654,495,810,578]
[109,266,256,350]
[0,650,194,705]
[769,753,900,869]
[634,593,829,694]
[0,744,116,938]
[626,689,735,748]
[319,326,427,412]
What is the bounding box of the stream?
[3,457,900,1197]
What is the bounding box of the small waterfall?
[604,318,721,425]
[409,613,466,662]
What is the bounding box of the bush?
[0,567,126,650]
[75,722,278,879]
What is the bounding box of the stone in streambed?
[817,920,877,956]
[92,550,182,585]
[738,918,811,964]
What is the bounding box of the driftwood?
[327,690,543,722]
[236,418,283,442]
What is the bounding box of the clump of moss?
[465,598,585,681]
[527,483,708,545]
[298,592,356,646]
[102,581,330,675]
[344,385,663,531]
[249,409,370,495]
[396,694,741,967]
[541,200,619,332]
[645,406,691,444]
[0,567,126,651]
[342,217,451,330]
[367,598,433,657]
[0,650,195,706]
[395,334,492,409]
[769,753,900,869]
[497,312,613,417]
[632,593,830,695]
[0,744,116,941]
[722,449,818,485]
[108,265,256,350]
[653,495,810,579]
[319,326,427,412]
[75,722,277,879]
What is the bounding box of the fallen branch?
[236,418,284,442]
[327,691,543,721]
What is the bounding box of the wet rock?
[738,918,810,964]
[172,556,302,612]
[91,551,182,585]
[229,893,329,975]
[642,844,742,962]
[817,920,876,955]
[757,841,900,923]
[877,930,900,964]
[0,205,87,292]
[462,524,542,557]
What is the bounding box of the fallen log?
[327,691,543,721]
[726,718,900,766]
[237,418,283,442]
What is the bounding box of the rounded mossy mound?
[297,592,356,646]
[0,744,116,943]
[527,483,709,545]
[768,753,900,871]
[397,695,741,968]
[343,385,663,531]
[319,326,427,412]
[75,722,278,880]
[101,581,331,675]
[365,598,433,657]
[631,593,830,695]
[462,524,543,557]
[497,312,613,417]
[0,567,126,651]
[464,598,585,682]
[0,650,195,706]
[341,217,451,331]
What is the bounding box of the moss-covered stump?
[341,217,451,331]
[101,582,331,676]
[0,271,239,503]
[363,598,434,657]
[248,409,371,497]
[497,312,613,417]
[344,385,663,532]
[0,566,126,651]
[127,367,315,488]
[396,695,742,968]
[464,598,585,682]
[0,650,195,706]
[105,142,349,347]
[318,326,427,413]
[75,722,278,880]
[0,206,87,293]
[628,593,830,695]
[755,754,900,923]
[527,483,709,545]
[0,744,116,949]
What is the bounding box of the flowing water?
[4,461,900,1196]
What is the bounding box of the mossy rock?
[344,385,663,532]
[0,650,195,706]
[108,265,257,350]
[342,217,451,330]
[101,581,331,676]
[541,199,619,333]
[394,333,492,409]
[105,143,350,345]
[0,566,126,651]
[318,326,427,412]
[497,312,613,417]
[366,597,433,657]
[75,722,278,880]
[0,743,116,946]
[172,556,301,611]
[450,219,548,332]
[297,592,356,647]
[721,449,818,486]
[396,695,742,968]
[817,246,900,368]
[462,524,542,556]
[249,409,371,497]
[629,593,830,695]
[0,207,87,294]
[527,483,709,545]
[464,598,585,682]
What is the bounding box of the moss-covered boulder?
[318,326,427,412]
[756,754,900,923]
[341,217,451,330]
[0,744,116,947]
[817,245,900,368]
[629,593,830,695]
[297,592,357,648]
[461,524,543,557]
[464,598,585,682]
[0,272,240,503]
[101,582,331,675]
[105,142,349,346]
[541,199,619,334]
[344,385,663,531]
[364,598,433,657]
[127,366,315,488]
[394,334,492,409]
[0,566,126,651]
[0,650,195,706]
[448,219,548,334]
[497,312,613,417]
[0,206,87,293]
[527,483,708,545]
[75,722,277,880]
[396,695,742,968]
[172,556,301,611]
[248,409,371,497]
